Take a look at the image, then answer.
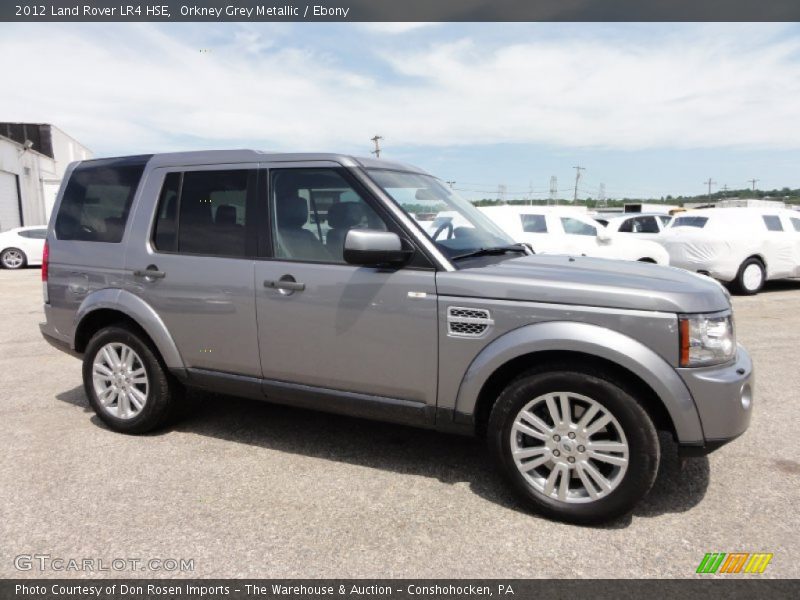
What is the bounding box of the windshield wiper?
[451,244,528,261]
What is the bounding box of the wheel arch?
[454,321,704,445]
[73,289,184,369]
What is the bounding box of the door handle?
[133,267,166,279]
[264,279,305,292]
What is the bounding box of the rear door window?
[151,169,255,257]
[632,216,659,233]
[762,215,783,232]
[520,214,547,233]
[55,158,148,242]
[19,228,47,239]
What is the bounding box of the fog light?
[741,383,752,410]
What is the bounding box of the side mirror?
[596,230,613,245]
[343,230,413,267]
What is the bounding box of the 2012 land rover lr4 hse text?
[40,151,753,523]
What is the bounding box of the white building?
[0,123,92,232]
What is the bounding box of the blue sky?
[3,22,800,199]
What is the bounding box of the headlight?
[679,312,736,367]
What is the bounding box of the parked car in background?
[659,207,800,294]
[0,226,47,269]
[603,213,673,241]
[478,205,670,265]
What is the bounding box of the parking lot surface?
[1,268,798,578]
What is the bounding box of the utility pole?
[721,184,729,198]
[748,178,759,192]
[445,180,455,190]
[573,166,585,203]
[703,178,716,199]
[549,176,558,206]
[370,135,383,158]
[598,183,606,208]
[497,184,507,204]
[528,181,533,206]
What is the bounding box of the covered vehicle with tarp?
[658,207,800,294]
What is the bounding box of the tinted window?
[520,214,547,233]
[271,169,387,263]
[791,217,800,232]
[658,215,672,226]
[152,170,252,257]
[152,172,181,252]
[19,228,46,239]
[632,216,659,233]
[55,163,145,242]
[672,216,708,228]
[617,218,634,233]
[762,215,783,232]
[561,217,596,236]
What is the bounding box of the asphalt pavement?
[0,269,797,578]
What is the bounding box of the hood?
[436,254,730,313]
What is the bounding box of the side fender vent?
[447,307,494,338]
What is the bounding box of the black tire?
[487,366,660,524]
[83,325,184,434]
[733,257,765,295]
[0,247,27,269]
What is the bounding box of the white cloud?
[1,24,799,156]
[357,22,436,34]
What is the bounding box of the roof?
[77,150,427,174]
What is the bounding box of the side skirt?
[176,367,449,430]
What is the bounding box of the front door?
[254,166,439,411]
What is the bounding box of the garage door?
[0,171,21,232]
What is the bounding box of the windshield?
[366,169,515,259]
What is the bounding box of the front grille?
[447,306,493,338]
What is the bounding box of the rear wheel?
[1,247,26,269]
[733,258,765,295]
[83,325,184,433]
[488,367,660,524]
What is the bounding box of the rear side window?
[617,218,634,233]
[633,216,659,233]
[791,217,800,232]
[55,161,147,242]
[658,215,672,226]
[520,214,547,233]
[152,169,254,257]
[672,216,708,228]
[762,215,783,232]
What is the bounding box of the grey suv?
[40,151,753,523]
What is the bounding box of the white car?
[659,207,800,294]
[0,226,47,269]
[477,205,670,265]
[602,213,673,241]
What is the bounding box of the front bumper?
[676,344,754,456]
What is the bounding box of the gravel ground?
[0,268,797,578]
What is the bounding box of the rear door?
[125,165,261,377]
[253,164,439,416]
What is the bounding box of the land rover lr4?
[40,151,753,523]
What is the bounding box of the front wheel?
[1,247,27,269]
[487,368,660,524]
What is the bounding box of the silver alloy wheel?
[742,263,764,292]
[510,392,629,504]
[1,249,24,269]
[91,342,149,419]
